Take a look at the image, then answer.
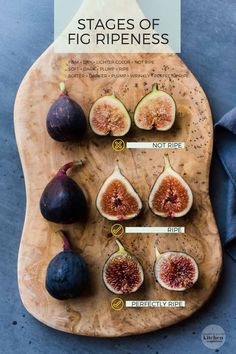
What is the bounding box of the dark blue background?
[0,1,235,353]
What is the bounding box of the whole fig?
[40,160,87,224]
[46,230,89,300]
[47,82,87,142]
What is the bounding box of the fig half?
[96,165,142,221]
[154,247,199,291]
[134,84,176,131]
[103,239,144,294]
[89,94,131,136]
[149,154,193,217]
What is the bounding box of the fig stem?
[58,160,83,175]
[115,239,127,255]
[152,83,158,91]
[56,230,72,251]
[164,154,171,170]
[155,246,162,260]
[114,164,121,173]
[60,81,67,94]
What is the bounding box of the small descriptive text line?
[126,142,185,149]
[125,227,185,234]
[126,300,186,308]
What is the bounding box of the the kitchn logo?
[201,324,226,349]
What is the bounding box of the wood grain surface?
[14,47,222,337]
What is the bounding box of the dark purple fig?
[46,82,87,142]
[103,239,144,294]
[46,230,89,300]
[40,160,87,224]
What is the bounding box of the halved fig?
[103,239,144,294]
[96,165,142,221]
[154,247,199,291]
[89,94,131,136]
[134,84,176,131]
[149,154,193,217]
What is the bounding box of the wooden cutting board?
[14,46,222,336]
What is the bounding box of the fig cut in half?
[96,165,142,221]
[149,154,193,218]
[134,84,176,131]
[154,247,199,291]
[103,239,144,294]
[89,94,131,136]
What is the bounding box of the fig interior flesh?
[134,84,176,131]
[40,160,87,224]
[96,165,142,221]
[46,230,89,300]
[46,82,87,142]
[103,239,144,294]
[154,247,199,291]
[149,154,193,218]
[89,94,131,136]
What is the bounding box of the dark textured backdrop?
[0,1,235,353]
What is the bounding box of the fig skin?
[154,247,199,292]
[40,160,87,224]
[46,231,89,300]
[103,239,144,295]
[47,82,87,142]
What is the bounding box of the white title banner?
[54,0,181,53]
